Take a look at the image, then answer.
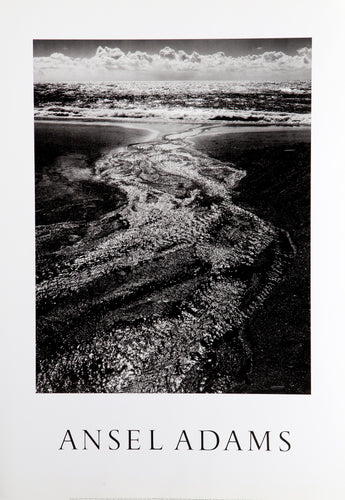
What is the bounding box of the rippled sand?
[36,125,295,393]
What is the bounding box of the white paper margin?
[1,1,345,499]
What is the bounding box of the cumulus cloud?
[96,46,125,59]
[159,46,177,60]
[297,47,312,58]
[297,47,312,64]
[34,45,312,82]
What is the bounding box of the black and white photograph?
[34,38,311,394]
[2,1,345,499]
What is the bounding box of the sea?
[34,80,311,126]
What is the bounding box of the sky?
[33,39,312,82]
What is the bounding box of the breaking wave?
[34,80,311,126]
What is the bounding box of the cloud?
[159,46,177,60]
[34,45,312,81]
[297,47,312,62]
[263,51,285,62]
[96,46,125,59]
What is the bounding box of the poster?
[1,1,345,499]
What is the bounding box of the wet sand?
[34,119,209,225]
[35,120,310,393]
[192,126,311,393]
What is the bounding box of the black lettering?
[109,429,120,450]
[175,430,193,450]
[83,430,101,450]
[200,430,219,451]
[59,429,77,450]
[150,429,163,450]
[128,430,140,450]
[224,431,242,451]
[249,431,270,451]
[279,431,291,452]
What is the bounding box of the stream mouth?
[35,120,302,393]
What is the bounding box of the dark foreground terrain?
[193,127,311,393]
[36,122,310,393]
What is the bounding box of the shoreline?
[35,117,162,142]
[192,124,311,137]
[35,118,310,393]
[34,116,311,148]
[34,115,310,128]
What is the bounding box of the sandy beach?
[192,126,311,393]
[35,119,310,393]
